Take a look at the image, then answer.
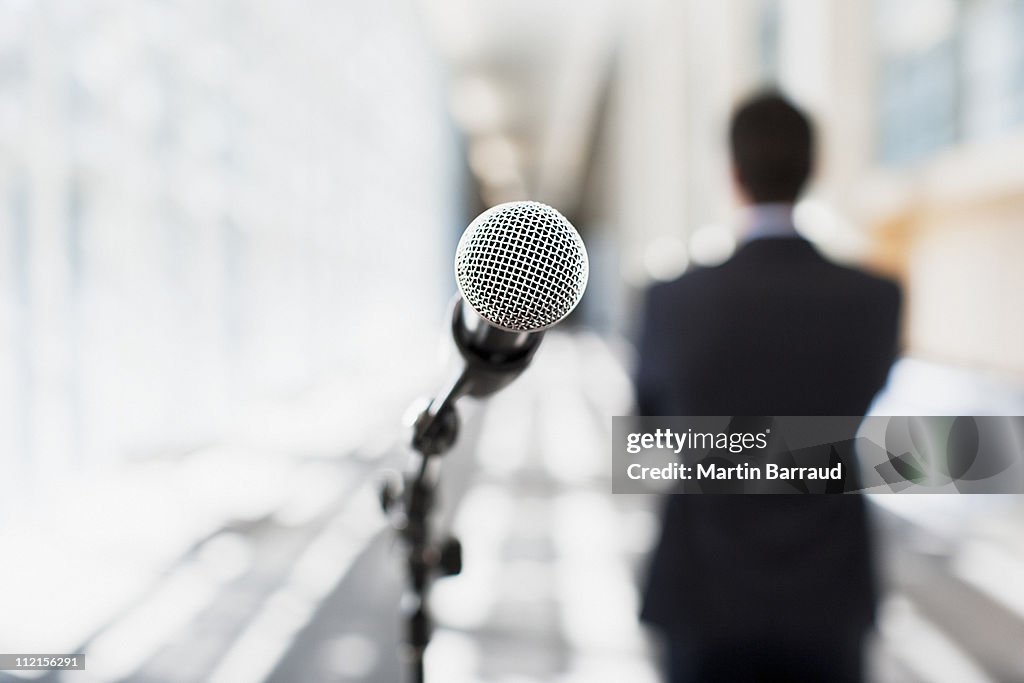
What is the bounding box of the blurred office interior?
[1,0,1024,681]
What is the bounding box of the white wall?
[0,0,461,503]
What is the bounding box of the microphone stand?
[392,373,466,683]
[381,300,542,683]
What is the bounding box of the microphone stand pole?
[382,370,466,683]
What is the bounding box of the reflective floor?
[2,334,1023,683]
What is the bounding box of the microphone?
[451,200,589,397]
[385,201,587,681]
[414,200,589,453]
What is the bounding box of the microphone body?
[451,297,542,398]
[412,299,542,455]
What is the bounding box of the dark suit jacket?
[635,236,901,641]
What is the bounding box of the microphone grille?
[455,201,589,332]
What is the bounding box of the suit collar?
[730,234,817,262]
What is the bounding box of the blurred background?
[1,0,1024,681]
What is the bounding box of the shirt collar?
[741,202,798,243]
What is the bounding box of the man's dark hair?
[729,92,814,203]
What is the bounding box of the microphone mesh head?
[455,201,589,332]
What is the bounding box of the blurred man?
[635,93,901,682]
